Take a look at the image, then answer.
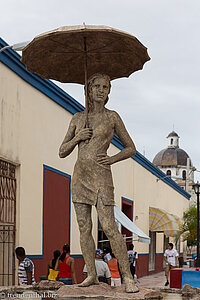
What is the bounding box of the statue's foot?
[124,277,139,293]
[78,275,99,287]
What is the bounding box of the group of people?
[15,244,77,286]
[15,243,138,287]
[81,244,138,288]
[15,242,179,288]
[47,244,77,285]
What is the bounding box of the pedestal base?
[57,282,162,299]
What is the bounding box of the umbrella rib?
[48,51,132,54]
[88,38,121,53]
[48,35,121,53]
[53,52,83,64]
[48,37,84,53]
[50,51,84,54]
[48,37,125,54]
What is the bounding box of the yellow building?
[0,38,190,285]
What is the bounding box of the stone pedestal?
[0,281,162,300]
[57,283,162,299]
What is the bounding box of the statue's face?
[90,77,110,104]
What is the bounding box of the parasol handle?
[84,36,89,128]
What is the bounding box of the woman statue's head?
[87,73,111,112]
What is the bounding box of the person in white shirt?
[83,249,111,284]
[127,244,138,279]
[164,243,179,286]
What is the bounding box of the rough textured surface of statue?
[59,73,138,293]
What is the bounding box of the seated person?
[15,247,36,285]
[107,252,121,287]
[48,250,61,281]
[83,249,111,284]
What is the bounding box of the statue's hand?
[96,154,114,165]
[76,128,93,142]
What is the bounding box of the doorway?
[0,160,16,285]
[122,198,133,247]
[149,231,156,271]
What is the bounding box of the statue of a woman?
[59,73,138,293]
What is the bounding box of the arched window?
[166,170,171,176]
[182,170,186,180]
[171,138,173,145]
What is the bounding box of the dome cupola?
[167,131,179,148]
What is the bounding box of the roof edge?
[0,37,190,200]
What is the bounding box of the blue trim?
[0,37,190,200]
[138,253,149,256]
[121,197,134,205]
[41,165,45,258]
[27,255,43,259]
[43,164,71,179]
[156,253,164,255]
[114,135,190,200]
[71,254,83,258]
[0,38,83,115]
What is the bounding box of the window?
[171,138,173,145]
[166,170,171,176]
[182,170,186,180]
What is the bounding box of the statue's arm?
[59,114,92,158]
[59,116,78,158]
[97,111,136,165]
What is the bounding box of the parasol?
[21,24,150,125]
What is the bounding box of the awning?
[149,207,182,237]
[114,205,150,244]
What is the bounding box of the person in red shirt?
[57,244,77,285]
[107,252,121,287]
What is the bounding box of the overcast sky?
[1,0,200,181]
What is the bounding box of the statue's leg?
[74,203,99,286]
[96,196,139,293]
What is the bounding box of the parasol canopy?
[21,24,150,84]
[149,207,182,237]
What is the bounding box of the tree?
[181,205,197,247]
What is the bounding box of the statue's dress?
[71,109,115,206]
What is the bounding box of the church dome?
[153,131,192,167]
[153,147,191,167]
